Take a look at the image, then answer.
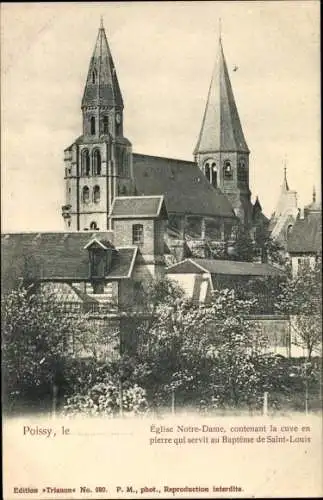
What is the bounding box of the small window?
[81,149,90,176]
[132,224,144,245]
[67,220,71,227]
[93,185,100,203]
[92,149,101,175]
[287,224,293,237]
[92,69,97,84]
[103,116,109,134]
[223,160,233,180]
[90,117,96,135]
[90,221,98,230]
[82,186,90,204]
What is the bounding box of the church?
[2,21,289,312]
[61,21,268,259]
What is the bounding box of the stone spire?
[81,21,123,110]
[282,161,289,191]
[194,37,249,155]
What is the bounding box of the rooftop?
[133,153,235,219]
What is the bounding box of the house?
[166,258,285,304]
[287,188,322,277]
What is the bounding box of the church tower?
[62,20,134,231]
[269,166,298,248]
[194,36,252,226]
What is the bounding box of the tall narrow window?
[238,159,247,182]
[82,186,90,204]
[92,149,101,175]
[204,162,211,183]
[92,69,97,84]
[132,224,144,245]
[93,185,100,203]
[90,117,96,135]
[103,116,109,134]
[223,160,233,180]
[81,149,90,176]
[211,162,217,187]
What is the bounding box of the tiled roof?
[110,196,167,219]
[1,232,137,292]
[132,153,235,219]
[167,258,285,277]
[287,212,322,254]
[194,38,249,155]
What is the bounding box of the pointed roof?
[281,166,289,191]
[82,21,123,109]
[194,37,249,155]
[304,186,321,214]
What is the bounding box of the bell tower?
[194,36,252,226]
[62,19,134,231]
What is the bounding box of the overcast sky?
[1,1,320,231]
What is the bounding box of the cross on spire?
[100,15,104,29]
[219,18,222,41]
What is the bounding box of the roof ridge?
[133,152,196,165]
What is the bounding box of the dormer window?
[84,238,113,280]
[132,224,144,245]
[223,160,233,180]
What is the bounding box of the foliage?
[128,287,273,410]
[275,259,322,359]
[1,285,94,410]
[230,225,254,262]
[62,362,148,417]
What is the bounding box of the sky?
[1,1,320,232]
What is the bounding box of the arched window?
[82,186,90,204]
[203,159,217,187]
[287,224,293,237]
[204,162,211,183]
[132,224,144,245]
[81,149,90,176]
[238,159,248,182]
[223,160,233,180]
[103,116,109,134]
[92,69,97,84]
[211,162,217,187]
[90,117,96,135]
[92,149,101,175]
[93,185,100,203]
[90,221,98,230]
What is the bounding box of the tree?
[275,259,322,360]
[130,284,271,411]
[1,285,93,412]
[230,225,254,262]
